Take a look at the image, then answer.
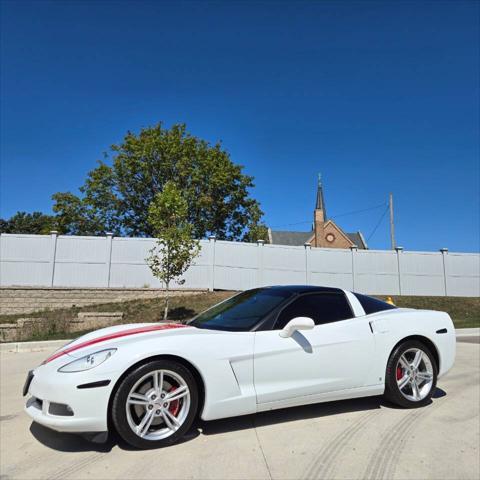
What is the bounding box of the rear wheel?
[384,340,437,408]
[112,360,198,449]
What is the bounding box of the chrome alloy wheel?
[396,348,434,402]
[125,369,190,440]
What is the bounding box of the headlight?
[58,349,117,373]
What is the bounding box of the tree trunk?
[163,282,169,321]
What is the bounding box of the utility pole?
[389,192,396,250]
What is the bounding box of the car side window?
[275,293,353,329]
[353,293,397,314]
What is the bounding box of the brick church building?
[267,177,368,249]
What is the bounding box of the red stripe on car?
[42,324,189,364]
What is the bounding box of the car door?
[253,292,375,404]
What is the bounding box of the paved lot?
[0,340,479,480]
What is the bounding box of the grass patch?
[1,291,478,342]
[377,296,480,329]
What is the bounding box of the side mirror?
[279,317,315,338]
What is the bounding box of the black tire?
[384,340,438,408]
[112,359,198,449]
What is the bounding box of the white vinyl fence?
[0,233,479,297]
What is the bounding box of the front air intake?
[48,402,74,416]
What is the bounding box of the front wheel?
[111,360,198,449]
[384,340,437,408]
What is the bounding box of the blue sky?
[1,0,478,252]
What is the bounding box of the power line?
[366,206,390,242]
[269,220,312,229]
[269,202,387,229]
[330,202,387,219]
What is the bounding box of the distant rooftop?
[269,229,367,249]
[269,230,313,246]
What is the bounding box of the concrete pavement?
[456,328,480,344]
[0,340,479,480]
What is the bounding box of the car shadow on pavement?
[199,388,446,436]
[29,388,447,452]
[29,423,117,452]
[200,395,384,436]
[432,387,447,398]
[29,421,200,452]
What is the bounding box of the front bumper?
[24,362,113,433]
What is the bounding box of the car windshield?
[189,288,292,331]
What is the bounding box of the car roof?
[261,285,344,295]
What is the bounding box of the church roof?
[269,230,313,246]
[269,229,368,249]
[345,232,368,249]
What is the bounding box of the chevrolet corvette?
[24,286,456,449]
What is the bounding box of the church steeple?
[315,173,327,220]
[313,173,327,247]
[269,173,366,249]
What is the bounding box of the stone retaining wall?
[0,312,124,342]
[0,287,206,316]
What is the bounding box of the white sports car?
[24,286,456,449]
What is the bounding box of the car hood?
[42,322,196,363]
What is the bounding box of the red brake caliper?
[168,386,180,416]
[396,366,403,380]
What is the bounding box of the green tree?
[0,218,9,233]
[52,123,266,240]
[52,162,122,235]
[146,181,201,320]
[243,223,270,243]
[0,212,55,234]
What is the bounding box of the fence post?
[208,235,216,291]
[106,233,113,287]
[257,240,265,287]
[396,246,404,295]
[50,230,58,287]
[350,245,358,291]
[304,243,311,285]
[440,248,449,296]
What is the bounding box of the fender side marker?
[77,380,111,389]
